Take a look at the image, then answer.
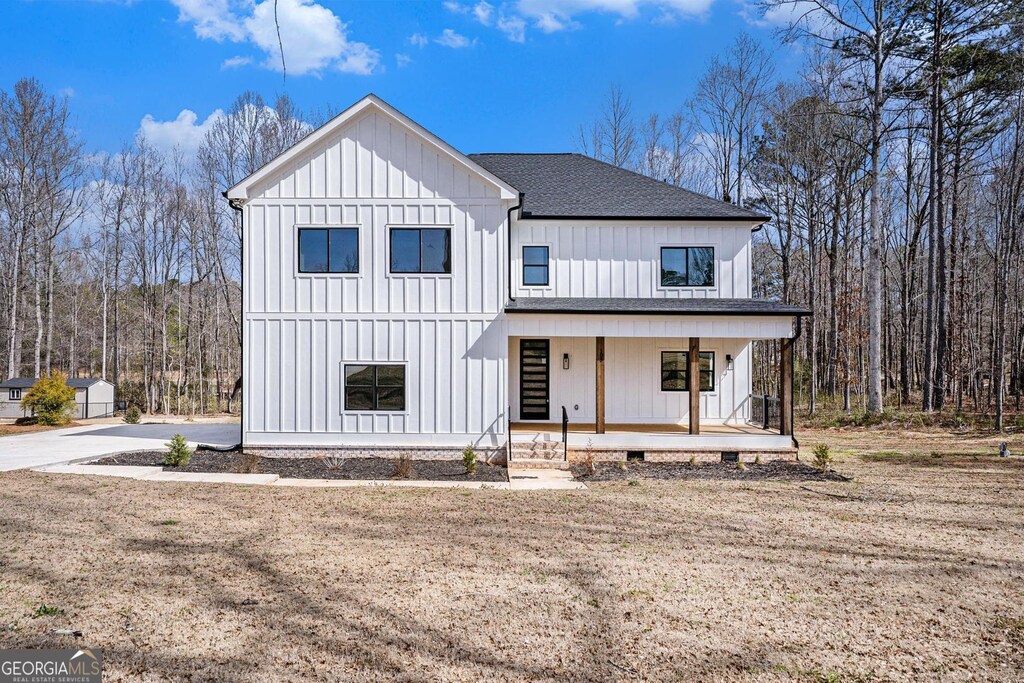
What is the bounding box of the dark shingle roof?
[504,298,810,316]
[0,377,109,389]
[469,153,767,221]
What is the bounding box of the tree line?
[0,82,319,414]
[578,1,1024,428]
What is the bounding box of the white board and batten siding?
[511,220,754,299]
[242,107,514,448]
[509,337,752,424]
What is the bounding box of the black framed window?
[344,364,406,411]
[661,351,715,392]
[390,228,451,274]
[9,389,21,401]
[660,246,714,287]
[522,246,549,286]
[298,228,359,273]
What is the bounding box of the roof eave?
[519,213,771,223]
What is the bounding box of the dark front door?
[519,339,550,420]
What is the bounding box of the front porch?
[510,421,793,461]
[504,298,809,465]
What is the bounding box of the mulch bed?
[571,459,849,482]
[88,450,508,483]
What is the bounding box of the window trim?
[8,388,21,401]
[295,224,362,277]
[659,350,716,393]
[342,362,408,413]
[520,244,551,288]
[387,225,454,277]
[657,244,717,290]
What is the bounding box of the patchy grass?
[0,428,1021,680]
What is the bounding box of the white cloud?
[497,13,527,41]
[221,55,252,69]
[396,53,413,67]
[169,0,379,76]
[169,0,246,41]
[473,1,495,24]
[138,108,225,157]
[435,28,476,48]
[337,41,382,75]
[409,32,430,47]
[515,0,713,32]
[740,0,826,29]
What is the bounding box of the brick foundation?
[567,448,797,464]
[243,445,508,465]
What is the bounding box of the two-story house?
[226,95,809,466]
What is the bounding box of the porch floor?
[510,422,778,436]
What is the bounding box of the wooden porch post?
[596,336,605,434]
[780,337,794,436]
[688,337,700,435]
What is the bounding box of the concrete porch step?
[510,450,565,462]
[510,440,562,449]
[506,458,570,470]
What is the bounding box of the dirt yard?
[0,428,1022,682]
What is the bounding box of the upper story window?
[298,228,359,273]
[660,246,714,287]
[344,364,406,411]
[661,351,715,392]
[390,228,451,274]
[8,389,21,401]
[522,246,549,286]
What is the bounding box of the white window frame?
[9,389,21,401]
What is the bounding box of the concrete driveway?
[0,422,241,472]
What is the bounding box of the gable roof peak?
[226,94,518,201]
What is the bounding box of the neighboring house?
[0,377,115,420]
[226,94,809,464]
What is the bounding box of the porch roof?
[504,297,810,316]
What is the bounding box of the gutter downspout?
[507,193,524,303]
[225,193,245,452]
[505,193,523,463]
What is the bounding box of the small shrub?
[123,405,141,424]
[462,444,478,476]
[580,452,596,476]
[615,461,628,471]
[21,372,76,426]
[688,455,697,467]
[811,443,834,473]
[32,604,64,618]
[321,453,346,470]
[163,433,193,467]
[754,454,762,465]
[736,462,747,471]
[392,453,414,479]
[627,479,640,487]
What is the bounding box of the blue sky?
[2,0,803,159]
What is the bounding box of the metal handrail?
[561,405,569,460]
[748,394,780,430]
